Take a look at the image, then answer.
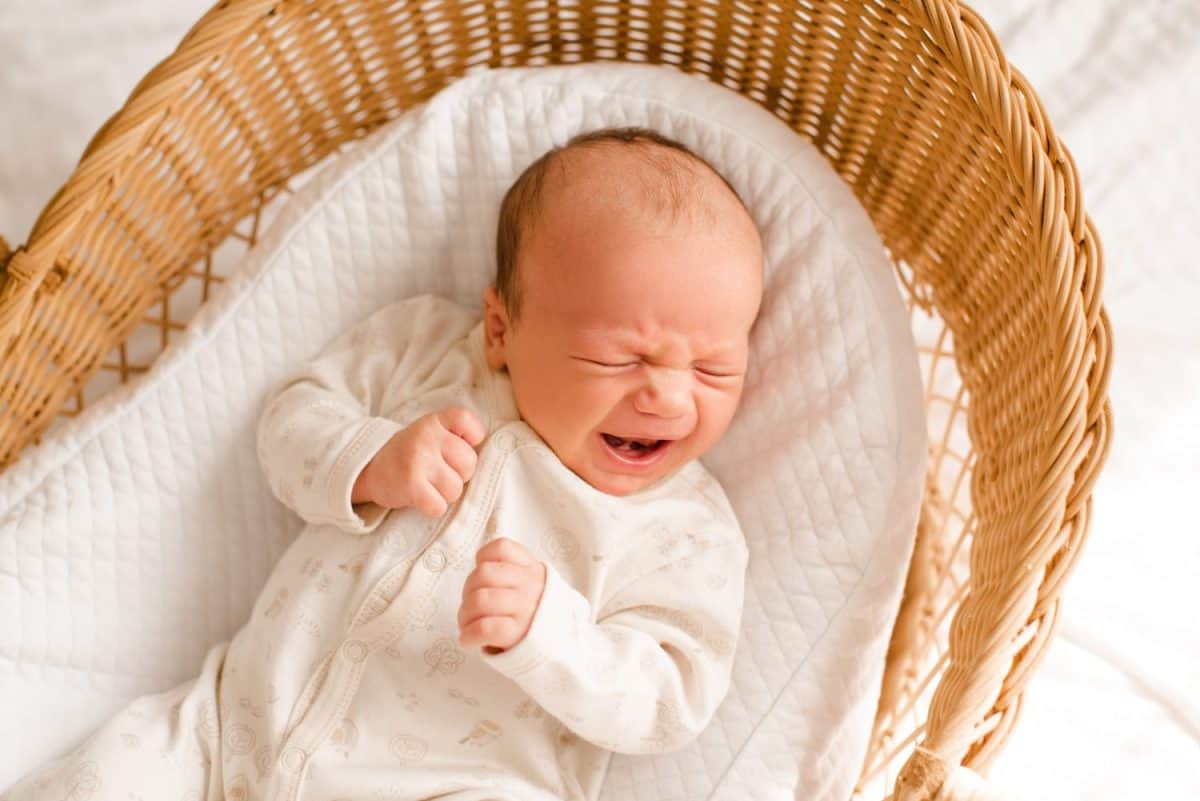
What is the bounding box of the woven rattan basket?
[0,1,1112,798]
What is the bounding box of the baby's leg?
[2,643,227,801]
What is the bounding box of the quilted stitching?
[0,63,925,800]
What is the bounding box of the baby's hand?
[458,537,547,654]
[351,406,486,517]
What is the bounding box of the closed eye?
[573,356,742,378]
[573,357,639,369]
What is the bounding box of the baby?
[2,127,764,801]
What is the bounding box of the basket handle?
[887,749,1026,801]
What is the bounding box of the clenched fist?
[458,538,547,655]
[351,406,486,517]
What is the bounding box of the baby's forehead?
[542,144,733,226]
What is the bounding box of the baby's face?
[484,161,763,496]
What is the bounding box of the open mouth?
[600,432,671,464]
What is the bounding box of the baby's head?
[482,127,764,496]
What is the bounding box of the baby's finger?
[411,480,448,518]
[458,616,522,650]
[412,474,451,520]
[437,406,487,448]
[429,463,464,508]
[475,536,533,566]
[441,432,479,482]
[458,588,525,629]
[461,562,525,598]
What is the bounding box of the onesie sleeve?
[481,534,749,754]
[256,294,477,534]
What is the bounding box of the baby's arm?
[256,295,478,533]
[480,534,748,755]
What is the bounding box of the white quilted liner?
[0,63,926,800]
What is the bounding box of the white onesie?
[2,294,749,801]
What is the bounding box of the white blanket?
[0,63,927,800]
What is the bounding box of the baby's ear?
[481,285,510,370]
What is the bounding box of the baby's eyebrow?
[573,329,641,351]
[575,329,743,363]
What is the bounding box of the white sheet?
[1,1,1197,798]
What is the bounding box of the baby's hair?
[494,126,748,324]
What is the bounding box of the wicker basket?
[0,1,1111,798]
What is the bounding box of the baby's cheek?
[694,398,738,453]
[577,375,621,410]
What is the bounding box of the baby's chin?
[580,470,662,497]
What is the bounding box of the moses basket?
[0,0,1112,798]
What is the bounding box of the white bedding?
[0,62,927,800]
[2,1,1198,799]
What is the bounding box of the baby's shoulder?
[363,293,477,333]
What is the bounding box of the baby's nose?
[633,367,693,419]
